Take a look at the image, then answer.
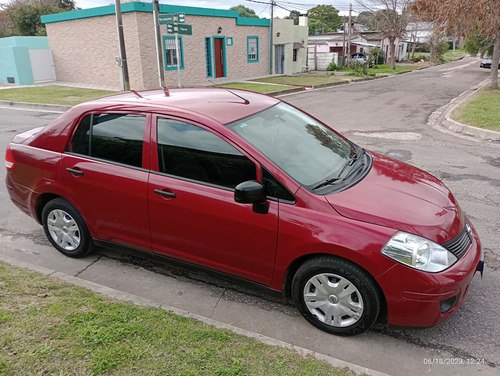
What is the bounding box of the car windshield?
[227,102,355,188]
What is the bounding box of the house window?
[293,48,298,62]
[205,37,212,77]
[164,36,184,70]
[247,36,259,63]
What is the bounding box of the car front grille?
[442,223,473,260]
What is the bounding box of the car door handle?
[66,168,84,176]
[154,189,176,199]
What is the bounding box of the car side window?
[69,113,146,168]
[262,168,296,203]
[157,117,256,189]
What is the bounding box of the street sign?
[159,13,174,25]
[177,24,192,35]
[166,23,175,34]
[177,13,185,23]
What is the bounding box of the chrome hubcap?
[47,209,81,251]
[303,273,364,327]
[328,294,339,304]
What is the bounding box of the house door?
[275,45,285,74]
[214,37,226,78]
[29,49,56,82]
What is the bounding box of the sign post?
[153,0,164,88]
[175,33,181,87]
[160,13,193,87]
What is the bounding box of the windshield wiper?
[311,148,364,191]
[311,176,346,191]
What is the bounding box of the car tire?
[291,256,381,336]
[42,198,93,258]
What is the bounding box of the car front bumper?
[376,229,483,328]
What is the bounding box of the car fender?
[270,201,398,292]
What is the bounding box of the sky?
[0,0,363,18]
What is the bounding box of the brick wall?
[46,11,269,90]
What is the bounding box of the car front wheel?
[291,256,381,336]
[42,198,93,258]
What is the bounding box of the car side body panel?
[60,154,151,251]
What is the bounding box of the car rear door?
[61,112,151,251]
[148,115,278,285]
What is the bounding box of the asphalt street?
[0,56,499,376]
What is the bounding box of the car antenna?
[162,86,170,97]
[208,79,249,104]
[225,88,250,104]
[130,90,143,98]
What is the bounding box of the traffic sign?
[166,23,175,34]
[177,24,192,35]
[177,13,185,24]
[159,13,174,25]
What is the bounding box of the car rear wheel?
[291,256,381,336]
[42,198,93,258]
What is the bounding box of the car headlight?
[381,232,458,272]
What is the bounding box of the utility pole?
[269,1,274,74]
[115,0,130,91]
[152,0,164,88]
[342,16,347,67]
[346,3,352,67]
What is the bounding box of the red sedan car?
[5,87,484,336]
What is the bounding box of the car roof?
[86,87,281,124]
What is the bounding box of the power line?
[244,0,364,17]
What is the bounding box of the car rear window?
[69,113,146,168]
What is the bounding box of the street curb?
[0,99,71,113]
[0,253,390,376]
[267,86,306,96]
[433,79,500,142]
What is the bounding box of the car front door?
[148,116,278,285]
[62,112,151,251]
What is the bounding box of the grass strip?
[366,64,421,74]
[251,75,345,86]
[0,86,116,106]
[0,261,355,376]
[451,85,500,132]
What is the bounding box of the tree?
[2,0,77,36]
[307,5,342,35]
[356,0,414,70]
[412,0,500,88]
[229,4,258,18]
[0,7,16,37]
[356,10,378,30]
[285,10,301,25]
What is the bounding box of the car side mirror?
[234,180,269,215]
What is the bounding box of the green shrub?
[368,47,385,65]
[327,61,340,71]
[435,40,450,63]
[349,60,368,75]
[412,54,429,62]
[415,44,430,53]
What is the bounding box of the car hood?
[325,152,464,244]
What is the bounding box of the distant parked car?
[480,56,500,68]
[350,53,374,67]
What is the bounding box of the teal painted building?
[41,2,270,90]
[0,36,56,85]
